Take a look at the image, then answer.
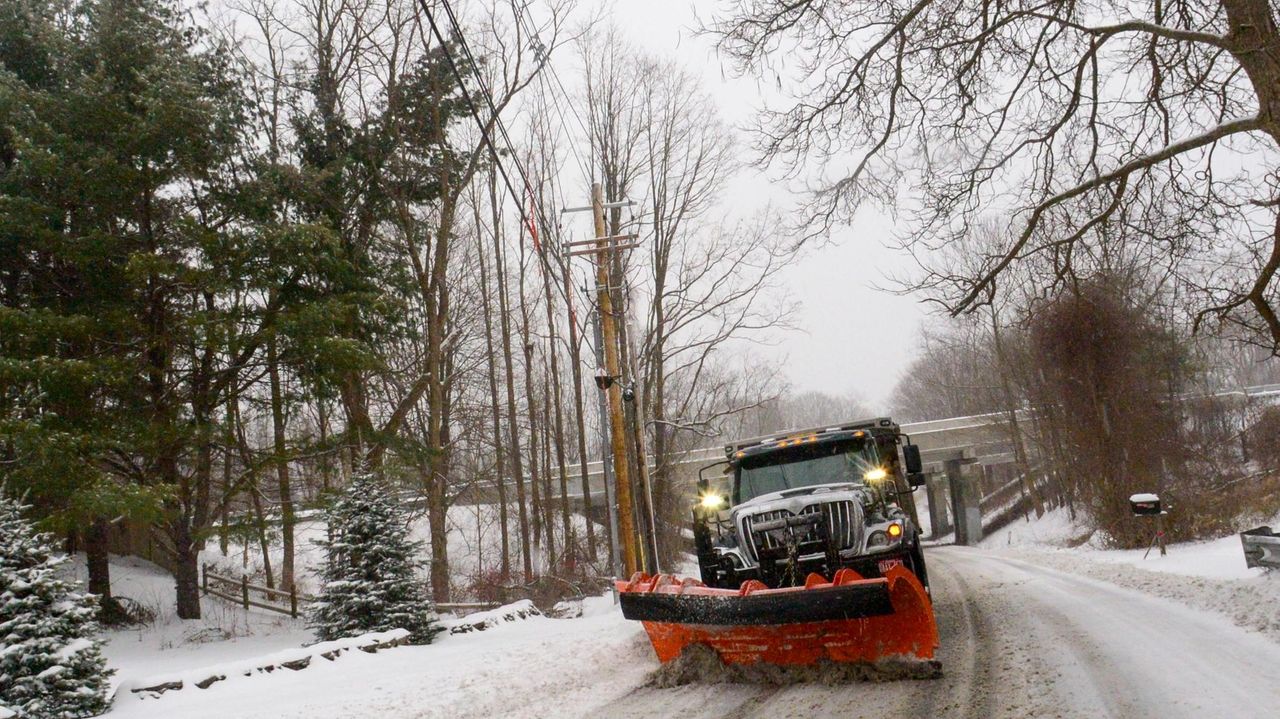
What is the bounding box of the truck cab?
[693,417,929,590]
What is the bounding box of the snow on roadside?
[117,629,410,695]
[992,549,1280,642]
[978,507,1280,643]
[108,594,652,719]
[981,507,1081,551]
[58,553,314,695]
[983,506,1276,580]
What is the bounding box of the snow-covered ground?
[62,554,313,690]
[98,541,1280,719]
[982,506,1274,580]
[80,503,1280,718]
[77,502,617,716]
[107,591,649,719]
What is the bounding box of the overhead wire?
[420,0,608,351]
[444,0,603,338]
[509,3,591,186]
[438,0,574,250]
[417,0,537,237]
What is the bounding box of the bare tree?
[576,31,802,563]
[709,1,1280,351]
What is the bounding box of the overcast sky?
[592,0,929,411]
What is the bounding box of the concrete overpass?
[541,413,1023,506]
[460,383,1280,544]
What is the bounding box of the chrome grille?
[741,509,791,562]
[740,500,860,562]
[809,500,858,551]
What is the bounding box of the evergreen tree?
[310,474,439,644]
[1,0,347,620]
[0,491,112,718]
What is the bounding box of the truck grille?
[740,500,860,563]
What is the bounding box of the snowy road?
[108,546,1280,719]
[583,546,1280,719]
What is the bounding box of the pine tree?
[309,474,439,644]
[0,491,112,718]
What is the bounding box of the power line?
[436,0,553,234]
[414,0,547,242]
[509,2,592,183]
[416,0,592,339]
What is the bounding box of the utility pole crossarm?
[562,199,635,213]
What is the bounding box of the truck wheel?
[906,536,930,593]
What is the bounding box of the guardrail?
[1241,526,1280,569]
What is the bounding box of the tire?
[906,534,930,593]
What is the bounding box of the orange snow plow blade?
[617,565,937,666]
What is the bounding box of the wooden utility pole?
[562,184,642,577]
[590,183,640,576]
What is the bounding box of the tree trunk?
[172,518,202,620]
[85,519,111,599]
[477,224,511,578]
[561,263,598,561]
[538,357,558,570]
[231,393,274,589]
[317,399,332,493]
[248,483,275,590]
[539,253,574,568]
[524,334,545,562]
[220,425,230,556]
[490,169,532,582]
[267,335,295,590]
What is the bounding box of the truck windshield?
[734,440,878,504]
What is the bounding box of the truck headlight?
[867,522,903,549]
[699,493,725,510]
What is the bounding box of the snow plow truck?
[618,417,939,666]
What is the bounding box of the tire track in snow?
[915,552,1001,719]
[577,546,1280,719]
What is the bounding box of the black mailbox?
[1130,493,1161,516]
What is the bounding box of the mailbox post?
[1130,493,1167,558]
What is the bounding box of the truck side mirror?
[903,444,923,474]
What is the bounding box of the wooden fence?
[200,564,500,618]
[201,564,305,618]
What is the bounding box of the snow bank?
[118,629,411,698]
[983,506,1276,581]
[997,549,1280,642]
[977,504,1280,642]
[446,599,542,634]
[107,593,651,719]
